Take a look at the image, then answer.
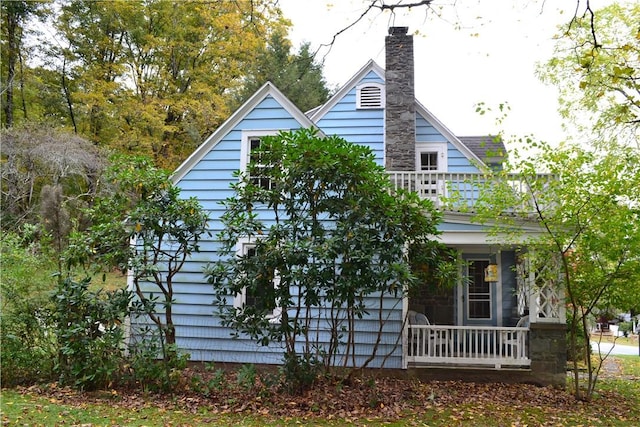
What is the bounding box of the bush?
[0,232,58,385]
[619,321,633,337]
[0,307,57,386]
[280,352,321,395]
[51,276,131,390]
[125,328,190,392]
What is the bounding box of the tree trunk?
[4,9,17,127]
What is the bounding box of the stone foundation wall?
[528,322,567,387]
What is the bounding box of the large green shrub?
[0,231,58,385]
[51,276,131,390]
[209,129,452,392]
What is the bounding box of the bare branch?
[371,0,434,11]
[314,2,379,64]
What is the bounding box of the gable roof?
[458,136,506,167]
[172,82,316,183]
[309,59,385,121]
[308,60,493,169]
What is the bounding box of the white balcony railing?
[407,325,530,369]
[387,171,549,213]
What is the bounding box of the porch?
[407,324,530,369]
[391,171,566,385]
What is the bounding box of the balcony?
[387,171,549,213]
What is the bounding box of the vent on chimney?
[389,26,409,36]
[356,83,384,109]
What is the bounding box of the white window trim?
[415,142,448,172]
[356,83,384,109]
[240,130,282,173]
[234,237,282,323]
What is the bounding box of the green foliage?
[207,128,451,390]
[2,0,295,169]
[566,311,588,363]
[190,366,229,397]
[0,1,51,127]
[73,154,209,351]
[541,2,640,143]
[473,139,640,400]
[124,337,190,393]
[0,232,58,385]
[13,0,288,169]
[51,276,131,390]
[235,363,258,391]
[234,29,331,112]
[408,242,459,292]
[280,352,322,395]
[618,321,633,337]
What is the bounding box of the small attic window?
[356,83,384,109]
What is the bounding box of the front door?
[461,258,498,326]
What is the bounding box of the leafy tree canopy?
[473,138,640,400]
[541,2,640,145]
[234,29,331,112]
[1,0,331,171]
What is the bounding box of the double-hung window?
[235,239,282,322]
[415,142,447,198]
[241,131,280,190]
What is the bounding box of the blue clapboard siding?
[130,94,309,366]
[315,71,385,165]
[416,113,481,174]
[415,115,445,142]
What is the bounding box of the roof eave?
[171,82,316,183]
[309,60,385,122]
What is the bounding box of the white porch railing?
[407,325,531,369]
[387,171,550,212]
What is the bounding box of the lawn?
[591,333,638,347]
[2,356,639,426]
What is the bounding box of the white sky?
[279,0,580,145]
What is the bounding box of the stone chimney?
[385,26,416,171]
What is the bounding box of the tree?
[0,1,50,128]
[234,29,331,112]
[47,0,288,168]
[0,123,106,234]
[472,139,640,401]
[207,128,454,393]
[70,155,209,360]
[540,2,640,144]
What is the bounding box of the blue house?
[133,27,567,386]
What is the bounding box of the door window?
[467,260,492,319]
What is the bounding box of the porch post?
[529,322,567,387]
[521,249,567,387]
[526,249,566,325]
